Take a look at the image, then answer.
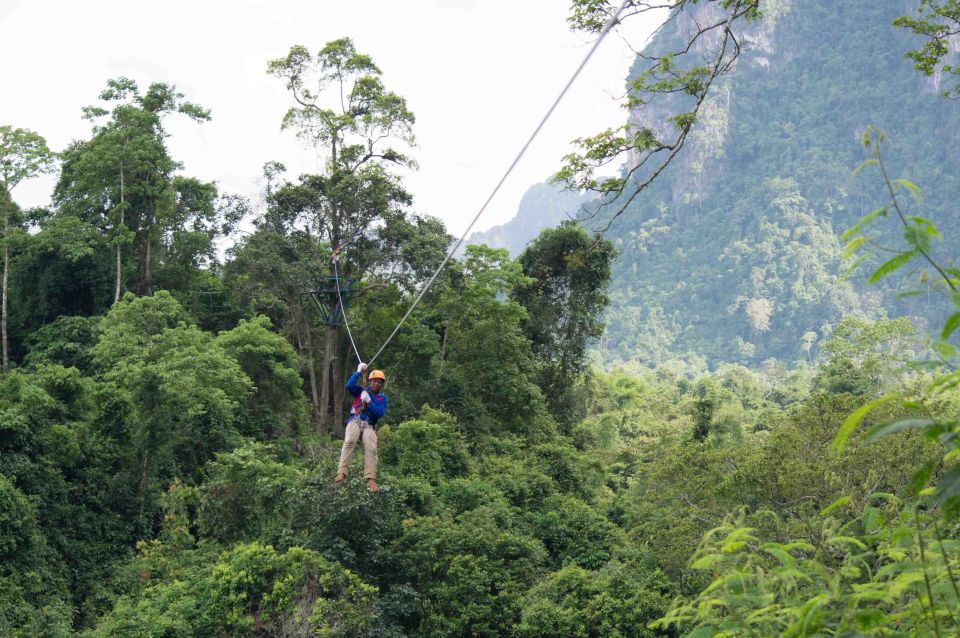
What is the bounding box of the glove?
[360,390,371,404]
[357,362,368,373]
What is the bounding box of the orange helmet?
[368,370,386,382]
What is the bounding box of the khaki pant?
[337,418,378,480]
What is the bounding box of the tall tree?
[0,126,56,371]
[267,39,418,433]
[90,292,252,530]
[513,222,614,429]
[224,224,328,429]
[440,245,553,436]
[55,78,211,298]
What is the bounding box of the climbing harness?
[330,0,628,369]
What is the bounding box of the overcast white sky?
[2,0,664,236]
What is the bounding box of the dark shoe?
[334,472,346,489]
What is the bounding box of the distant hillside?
[467,182,591,257]
[501,0,960,366]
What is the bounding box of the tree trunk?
[332,335,344,435]
[137,452,152,536]
[143,230,153,295]
[115,145,126,303]
[294,307,323,431]
[438,325,448,377]
[304,337,322,432]
[137,197,155,296]
[2,201,9,373]
[318,323,337,434]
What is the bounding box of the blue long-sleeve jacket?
[345,372,387,427]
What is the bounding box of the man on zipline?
[334,362,388,492]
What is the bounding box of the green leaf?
[902,225,931,253]
[833,394,897,455]
[691,553,724,569]
[838,256,866,284]
[893,178,922,204]
[820,495,851,516]
[865,418,937,442]
[918,216,940,237]
[843,237,867,260]
[827,535,867,549]
[761,544,795,567]
[851,157,878,177]
[942,312,960,340]
[841,225,861,243]
[933,341,958,360]
[868,252,915,285]
[933,467,960,508]
[930,370,960,393]
[785,594,829,637]
[842,206,886,241]
[861,507,882,532]
[909,460,937,497]
[721,540,746,553]
[782,542,816,553]
[839,564,862,579]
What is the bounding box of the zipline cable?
[367,1,630,368]
[332,255,362,363]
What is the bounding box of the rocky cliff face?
[480,1,960,366]
[626,0,793,212]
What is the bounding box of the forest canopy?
[2,1,960,636]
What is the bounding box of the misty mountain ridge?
[467,181,592,257]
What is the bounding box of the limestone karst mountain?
[488,0,959,365]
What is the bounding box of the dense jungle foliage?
[2,0,960,636]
